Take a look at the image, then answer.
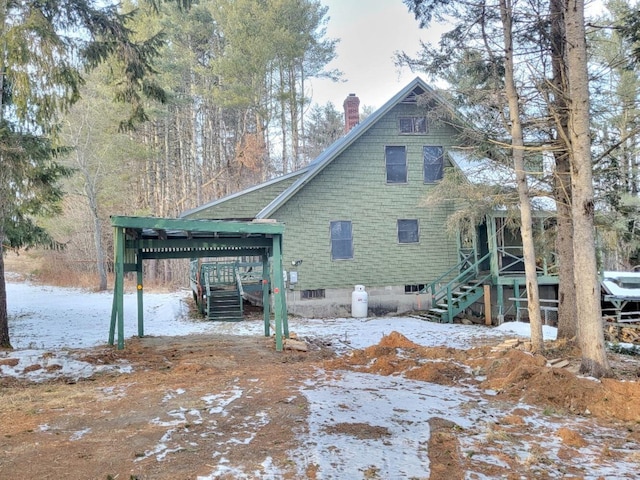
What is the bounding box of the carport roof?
[112,216,284,237]
[111,216,285,260]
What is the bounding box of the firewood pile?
[604,322,640,344]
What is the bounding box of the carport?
[109,216,288,350]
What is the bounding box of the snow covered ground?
[4,280,638,479]
[3,280,554,381]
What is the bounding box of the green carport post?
[109,226,126,349]
[262,253,271,337]
[137,254,144,338]
[272,234,287,351]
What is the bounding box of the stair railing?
[204,270,213,318]
[424,251,492,319]
[234,264,244,318]
[234,264,245,297]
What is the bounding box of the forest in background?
[34,0,348,288]
[5,0,640,292]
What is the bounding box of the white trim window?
[386,146,407,183]
[397,219,419,244]
[423,146,444,183]
[330,220,353,260]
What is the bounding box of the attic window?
[399,116,427,134]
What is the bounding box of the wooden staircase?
[420,251,492,323]
[201,263,246,321]
[206,288,244,322]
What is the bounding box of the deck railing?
[498,246,558,277]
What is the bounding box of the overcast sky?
[308,0,443,110]
[309,0,607,111]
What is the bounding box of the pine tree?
[0,0,166,348]
[0,124,71,347]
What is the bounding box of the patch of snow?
[202,386,243,415]
[70,428,92,441]
[5,278,640,478]
[494,320,558,340]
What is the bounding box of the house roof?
[180,76,557,220]
[256,76,451,219]
[179,168,306,219]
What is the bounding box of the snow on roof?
[602,271,640,300]
[448,150,556,212]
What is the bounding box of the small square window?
[386,146,407,183]
[398,219,419,244]
[399,116,427,134]
[423,146,444,183]
[330,221,353,260]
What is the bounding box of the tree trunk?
[289,65,300,170]
[279,65,288,175]
[93,212,107,291]
[555,156,578,340]
[87,191,107,291]
[0,234,11,349]
[564,0,611,377]
[499,0,544,351]
[549,0,578,340]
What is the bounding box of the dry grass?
[4,248,185,292]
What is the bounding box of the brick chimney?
[343,93,360,133]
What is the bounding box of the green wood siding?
[272,103,461,289]
[186,173,302,220]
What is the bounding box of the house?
[181,77,558,320]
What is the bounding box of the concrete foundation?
[285,286,431,318]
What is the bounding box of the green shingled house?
[181,77,557,319]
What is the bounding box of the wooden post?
[513,280,521,321]
[272,234,285,351]
[109,226,126,349]
[262,253,270,337]
[137,254,144,338]
[484,284,492,325]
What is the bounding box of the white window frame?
[397,219,419,244]
[423,146,444,183]
[385,145,408,184]
[330,220,353,260]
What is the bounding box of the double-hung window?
[397,219,419,244]
[423,146,444,183]
[386,146,407,184]
[330,221,353,260]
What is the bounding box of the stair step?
[207,288,243,322]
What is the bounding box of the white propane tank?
[351,285,368,318]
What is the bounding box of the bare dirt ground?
[3,253,640,478]
[1,328,640,479]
